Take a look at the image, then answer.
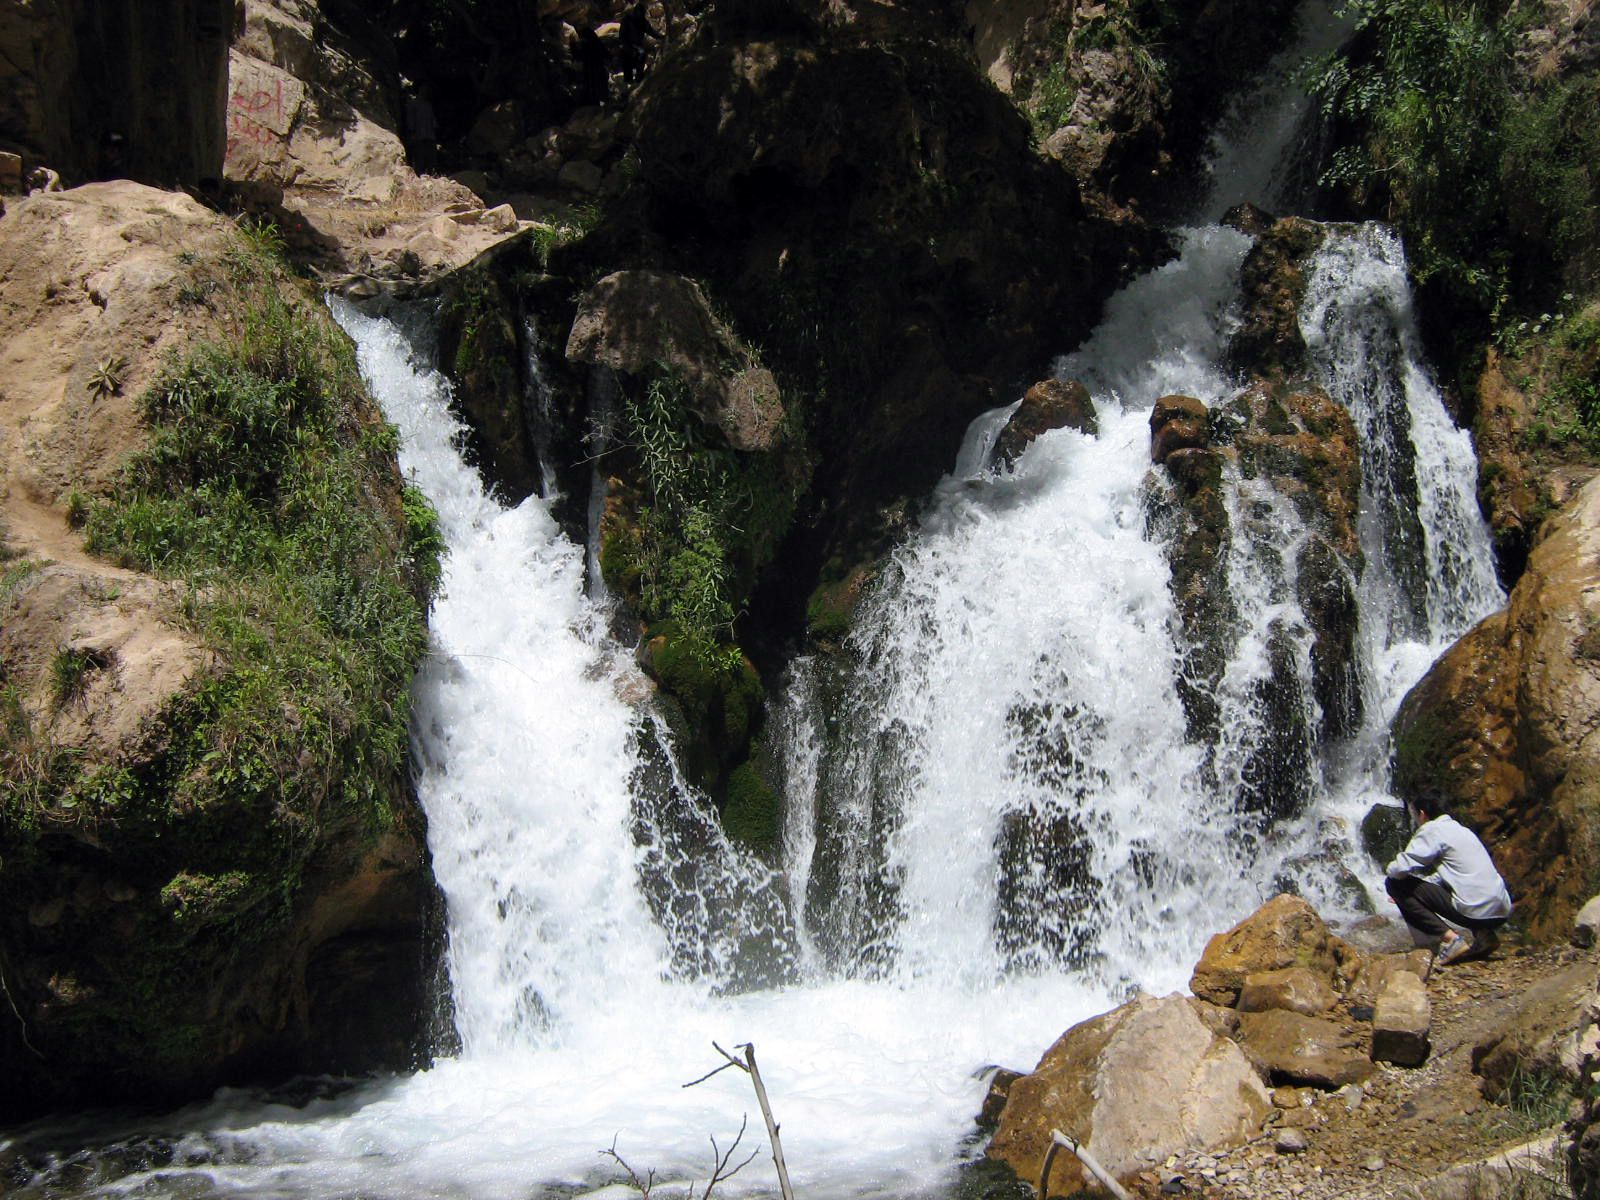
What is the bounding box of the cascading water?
[5,9,1506,1196]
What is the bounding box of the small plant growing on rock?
[87,355,127,401]
[49,646,105,710]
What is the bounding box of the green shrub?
[617,373,797,659]
[722,760,781,848]
[9,237,445,937]
[1311,0,1600,318]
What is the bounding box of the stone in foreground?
[1238,966,1337,1016]
[988,994,1270,1197]
[1371,970,1431,1067]
[1237,1009,1375,1089]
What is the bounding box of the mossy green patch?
[722,760,780,849]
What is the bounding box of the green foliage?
[1310,0,1600,316]
[613,374,797,658]
[1484,1063,1574,1139]
[722,760,780,848]
[6,235,443,937]
[49,647,102,710]
[88,354,128,401]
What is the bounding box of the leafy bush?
[609,373,797,658]
[1310,0,1600,317]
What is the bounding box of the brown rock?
[1239,966,1337,1017]
[994,378,1097,465]
[1371,971,1431,1067]
[1346,950,1432,1010]
[988,994,1269,1196]
[1227,217,1327,379]
[467,99,523,156]
[978,1067,1023,1129]
[1391,474,1600,938]
[1151,394,1209,464]
[1472,963,1596,1097]
[566,270,785,452]
[1190,894,1364,1007]
[1237,1009,1375,1089]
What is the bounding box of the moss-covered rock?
[0,185,441,1120]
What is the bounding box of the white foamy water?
[4,20,1504,1189]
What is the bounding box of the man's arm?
[1386,822,1443,879]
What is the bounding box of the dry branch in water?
[683,1041,795,1200]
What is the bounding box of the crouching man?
[1386,803,1512,965]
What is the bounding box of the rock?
[452,169,490,195]
[1472,963,1596,1098]
[1151,394,1209,463]
[1190,894,1364,1007]
[1363,1155,1386,1172]
[1390,473,1600,938]
[1227,217,1327,379]
[566,270,785,452]
[1236,1009,1375,1089]
[978,1067,1023,1129]
[559,106,620,159]
[0,0,231,188]
[1239,966,1338,1017]
[987,993,1270,1195]
[467,100,522,156]
[557,159,604,194]
[1575,895,1600,948]
[0,151,20,192]
[480,203,520,234]
[1345,950,1433,1009]
[1340,1083,1364,1112]
[1272,1086,1314,1109]
[1361,802,1412,868]
[1275,1128,1309,1154]
[994,378,1098,466]
[1422,1132,1566,1200]
[1371,970,1431,1067]
[0,181,437,1122]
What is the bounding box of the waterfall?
[4,15,1503,1198]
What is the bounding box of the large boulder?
[1390,474,1600,938]
[0,182,439,1119]
[987,993,1270,1195]
[1190,894,1364,1007]
[1473,962,1596,1099]
[566,270,785,452]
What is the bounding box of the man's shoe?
[1437,930,1472,965]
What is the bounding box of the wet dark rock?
[1151,394,1210,463]
[0,0,232,188]
[1296,536,1363,741]
[994,378,1097,466]
[1227,217,1328,381]
[979,1067,1025,1130]
[1360,802,1412,868]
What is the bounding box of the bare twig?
[695,1114,759,1200]
[600,1135,656,1199]
[1041,1128,1131,1200]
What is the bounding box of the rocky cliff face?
[0,0,232,188]
[1391,473,1600,941]
[0,183,442,1118]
